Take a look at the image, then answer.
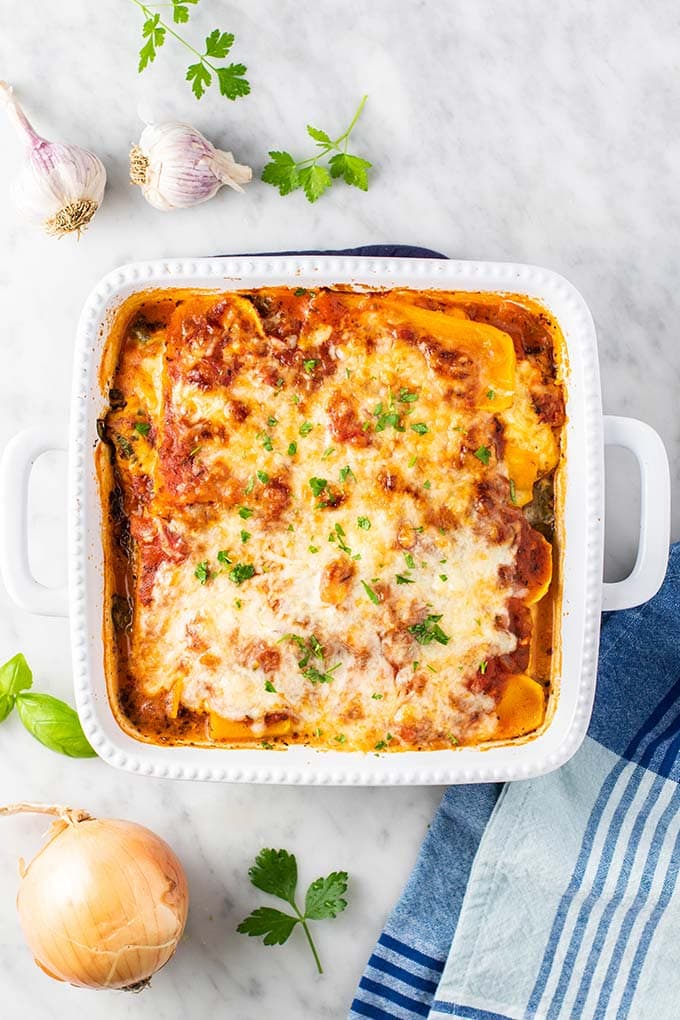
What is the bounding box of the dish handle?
[0,426,69,617]
[602,415,670,612]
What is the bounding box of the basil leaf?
[15,693,96,758]
[0,653,33,723]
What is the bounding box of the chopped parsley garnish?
[357,516,371,530]
[374,740,387,751]
[486,389,495,400]
[408,614,450,646]
[257,431,274,452]
[408,455,418,468]
[194,561,210,585]
[134,421,151,436]
[412,661,419,671]
[509,479,517,504]
[334,733,346,744]
[423,480,431,490]
[398,388,419,403]
[404,553,416,570]
[189,444,202,458]
[257,470,270,484]
[261,741,274,749]
[373,399,404,433]
[479,661,488,674]
[235,598,243,609]
[264,680,277,693]
[426,664,437,673]
[302,663,341,685]
[439,574,448,582]
[267,416,278,427]
[116,434,135,459]
[396,574,415,584]
[238,506,254,519]
[294,287,311,296]
[285,443,296,458]
[229,563,256,585]
[303,358,319,374]
[332,523,352,556]
[245,475,256,494]
[371,692,384,700]
[339,465,356,483]
[474,445,491,465]
[410,423,429,435]
[217,550,232,564]
[240,530,251,543]
[361,580,380,604]
[299,421,314,436]
[309,477,328,497]
[309,545,320,553]
[448,733,460,746]
[322,447,335,460]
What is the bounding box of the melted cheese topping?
[102,287,565,752]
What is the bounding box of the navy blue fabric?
[218,244,449,260]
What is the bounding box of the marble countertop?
[0,1,677,1016]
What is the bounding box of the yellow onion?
[1,802,189,990]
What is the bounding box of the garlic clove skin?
[0,81,106,237]
[130,121,251,212]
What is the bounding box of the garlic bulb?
[1,802,188,990]
[0,82,106,237]
[130,121,252,211]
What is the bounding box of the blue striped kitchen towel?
[350,543,680,1020]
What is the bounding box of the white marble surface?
[0,0,678,1016]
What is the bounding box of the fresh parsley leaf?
[304,871,348,919]
[299,164,333,203]
[204,28,234,58]
[398,388,419,403]
[486,389,495,400]
[308,545,320,553]
[15,692,96,758]
[0,652,32,723]
[361,580,379,604]
[237,906,298,945]
[309,477,328,497]
[264,680,277,693]
[307,125,332,145]
[262,151,301,196]
[240,530,251,543]
[396,574,415,584]
[409,614,450,646]
[509,479,517,504]
[328,152,372,191]
[339,465,355,483]
[195,561,210,584]
[374,740,387,751]
[138,14,166,73]
[217,550,232,565]
[410,422,429,435]
[357,516,371,530]
[239,506,254,519]
[261,96,370,204]
[186,61,212,99]
[474,445,491,465]
[371,692,384,700]
[257,470,269,484]
[248,847,298,903]
[299,421,314,436]
[229,563,255,585]
[304,358,319,374]
[288,442,298,456]
[216,63,250,100]
[134,421,151,436]
[238,849,349,973]
[404,553,416,570]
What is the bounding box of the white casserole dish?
[0,256,671,784]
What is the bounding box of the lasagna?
[98,286,565,752]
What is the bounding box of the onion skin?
[16,817,188,989]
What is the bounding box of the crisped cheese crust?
[101,287,564,751]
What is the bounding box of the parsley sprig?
[262,95,371,203]
[131,0,250,100]
[237,848,349,974]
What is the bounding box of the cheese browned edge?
[97,286,566,753]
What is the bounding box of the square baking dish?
[0,255,670,784]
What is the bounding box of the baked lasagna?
[98,286,565,752]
